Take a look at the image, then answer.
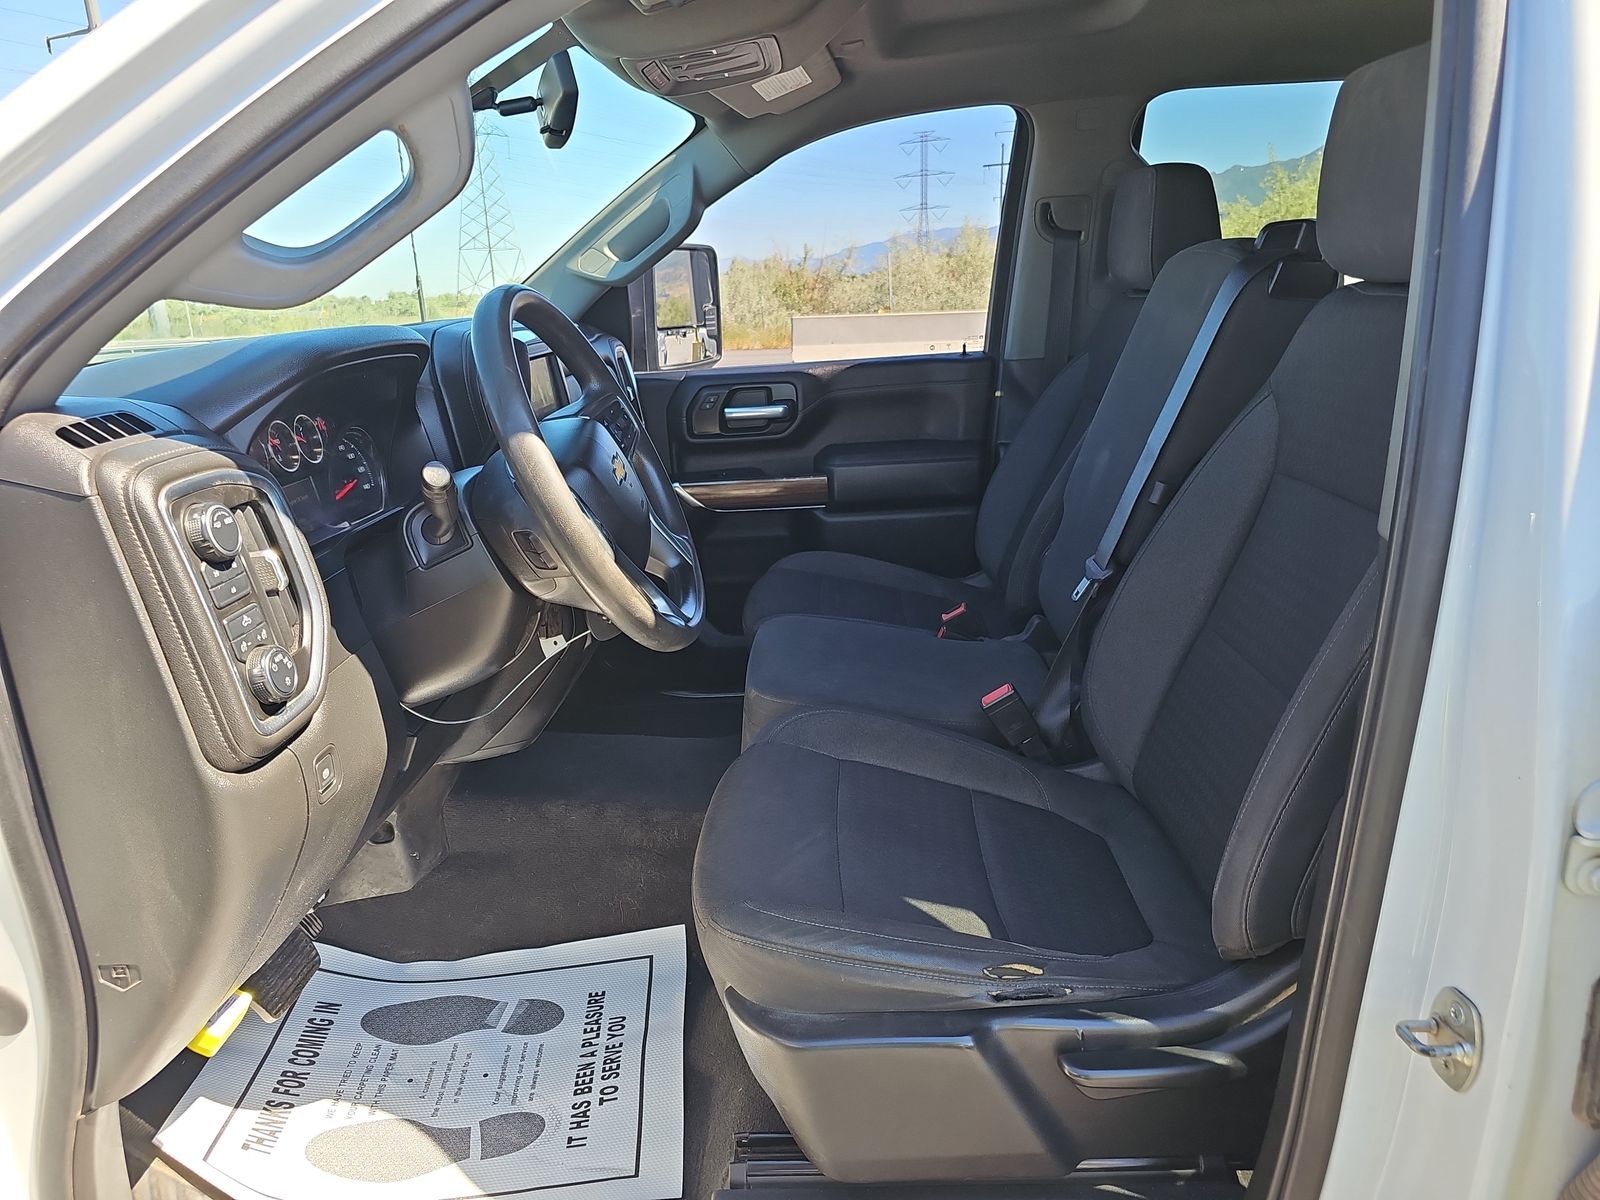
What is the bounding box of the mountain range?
[734,148,1325,274]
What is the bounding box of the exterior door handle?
[722,403,792,426]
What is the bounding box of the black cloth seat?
[741,551,1010,639]
[742,221,1328,744]
[696,708,1221,1013]
[742,613,1050,745]
[697,42,1428,1036]
[741,162,1221,638]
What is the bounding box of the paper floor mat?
[156,926,686,1200]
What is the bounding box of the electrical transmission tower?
[457,124,525,298]
[896,130,952,246]
[984,127,1013,205]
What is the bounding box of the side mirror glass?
[633,245,721,369]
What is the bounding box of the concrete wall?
[790,310,986,363]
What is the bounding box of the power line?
[984,126,1014,206]
[895,130,951,247]
[456,122,525,298]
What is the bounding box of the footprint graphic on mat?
[360,995,565,1045]
[305,1111,547,1183]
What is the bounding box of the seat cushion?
[694,709,1221,1014]
[742,550,1005,637]
[742,614,1049,746]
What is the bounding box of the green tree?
[1218,149,1322,239]
[716,221,999,350]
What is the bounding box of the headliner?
[566,0,1433,167]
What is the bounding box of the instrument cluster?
[254,411,386,541]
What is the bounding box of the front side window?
[1139,82,1338,239]
[691,105,1018,367]
[102,42,695,356]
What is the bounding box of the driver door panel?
[639,352,994,633]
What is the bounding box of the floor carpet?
[318,727,781,1200]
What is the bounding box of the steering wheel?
[469,284,704,652]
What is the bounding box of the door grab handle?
[723,403,792,425]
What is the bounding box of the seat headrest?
[1318,43,1431,283]
[1108,163,1222,291]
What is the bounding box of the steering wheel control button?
[514,531,558,572]
[184,501,242,564]
[246,644,299,707]
[208,573,252,609]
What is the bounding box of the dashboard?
[0,314,637,1114]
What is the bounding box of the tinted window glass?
[1140,82,1337,238]
[692,106,1017,367]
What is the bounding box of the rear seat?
[739,162,1222,638]
[742,215,1334,745]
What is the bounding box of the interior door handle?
[723,403,792,426]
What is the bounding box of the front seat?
[694,43,1428,1183]
[739,161,1222,638]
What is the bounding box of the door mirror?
[632,244,722,369]
[536,50,579,149]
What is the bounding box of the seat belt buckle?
[980,684,1050,760]
[937,601,980,641]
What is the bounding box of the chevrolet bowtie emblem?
[611,454,627,484]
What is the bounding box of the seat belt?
[1040,199,1083,383]
[1069,230,1304,610]
[1027,223,1320,757]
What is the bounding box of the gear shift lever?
[420,461,461,546]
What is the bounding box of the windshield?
[93,38,694,358]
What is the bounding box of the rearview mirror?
[536,51,579,149]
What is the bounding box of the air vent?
[56,411,155,449]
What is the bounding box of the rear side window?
[1138,82,1338,238]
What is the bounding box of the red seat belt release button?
[938,601,978,641]
[980,684,1050,760]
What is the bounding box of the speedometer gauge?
[326,429,385,523]
[292,414,326,465]
[263,419,300,473]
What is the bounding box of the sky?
[2,2,1338,301]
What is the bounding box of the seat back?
[1079,43,1431,958]
[1034,228,1332,641]
[974,163,1219,619]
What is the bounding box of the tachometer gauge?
[263,419,300,473]
[292,414,326,465]
[326,429,384,523]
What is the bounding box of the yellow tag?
[187,991,252,1058]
